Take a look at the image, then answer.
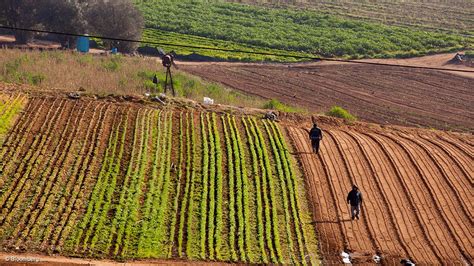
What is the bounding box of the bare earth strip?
[181,58,474,132]
[285,120,473,265]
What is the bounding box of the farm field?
[142,28,308,62]
[0,83,473,264]
[224,0,474,36]
[285,120,473,264]
[0,89,318,264]
[135,0,472,60]
[181,61,474,132]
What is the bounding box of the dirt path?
[285,122,473,265]
[0,252,223,265]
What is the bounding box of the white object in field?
[145,93,151,97]
[341,251,351,264]
[203,97,214,105]
[373,254,381,263]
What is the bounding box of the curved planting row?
[288,125,473,265]
[0,98,319,264]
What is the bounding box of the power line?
[1,25,474,74]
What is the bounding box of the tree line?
[0,0,143,52]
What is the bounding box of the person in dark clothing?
[347,185,363,220]
[308,123,323,154]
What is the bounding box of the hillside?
[134,0,472,61]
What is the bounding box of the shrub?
[326,106,357,121]
[263,99,299,113]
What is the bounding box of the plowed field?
[0,90,318,264]
[181,63,474,132]
[285,121,473,264]
[1,85,473,265]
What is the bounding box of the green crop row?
[137,111,164,257]
[199,113,209,259]
[241,117,268,263]
[167,112,184,258]
[0,100,319,263]
[185,113,199,258]
[136,0,472,60]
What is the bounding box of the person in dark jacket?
[308,123,323,154]
[347,185,363,220]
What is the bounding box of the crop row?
[136,0,471,59]
[0,102,318,264]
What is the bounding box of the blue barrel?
[77,36,90,53]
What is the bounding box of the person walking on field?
[308,123,323,154]
[347,185,363,220]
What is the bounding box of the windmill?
[154,48,178,97]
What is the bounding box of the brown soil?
[1,84,472,265]
[180,57,474,133]
[284,117,473,265]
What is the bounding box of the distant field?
[142,28,309,62]
[135,0,472,61]
[224,0,474,36]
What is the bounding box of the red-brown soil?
[1,84,472,265]
[181,60,474,132]
[283,118,473,265]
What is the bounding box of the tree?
[85,0,144,53]
[0,0,39,44]
[37,0,86,47]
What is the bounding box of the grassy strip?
[213,113,224,260]
[222,116,238,261]
[149,112,173,257]
[249,117,283,263]
[227,116,246,261]
[177,113,192,257]
[230,116,256,262]
[137,111,165,257]
[271,123,312,263]
[88,109,130,254]
[121,110,154,257]
[105,108,143,254]
[241,117,268,263]
[207,114,216,260]
[167,112,185,258]
[263,121,298,264]
[185,113,198,258]
[113,109,149,256]
[199,113,209,259]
